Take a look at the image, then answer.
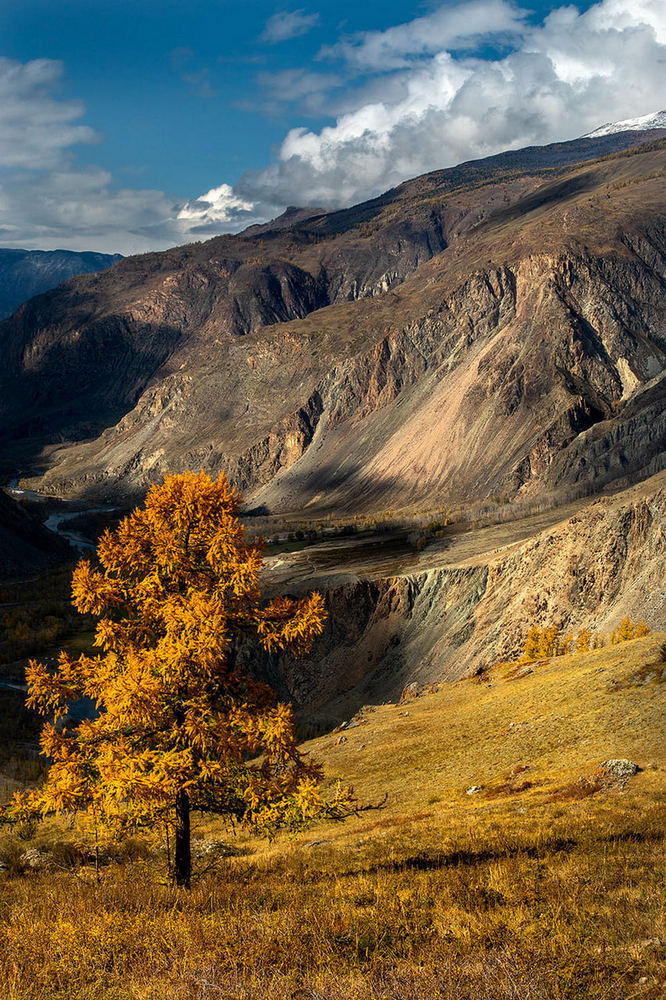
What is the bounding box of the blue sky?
[0,1,663,252]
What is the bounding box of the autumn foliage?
[12,471,328,885]
[520,615,650,663]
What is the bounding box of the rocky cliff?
[1,130,665,512]
[267,471,666,722]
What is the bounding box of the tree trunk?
[174,787,191,888]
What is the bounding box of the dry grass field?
[1,634,665,999]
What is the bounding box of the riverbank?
[5,477,124,553]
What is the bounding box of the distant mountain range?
[0,249,122,319]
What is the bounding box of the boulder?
[400,682,423,703]
[600,759,640,787]
[19,848,53,871]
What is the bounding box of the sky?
[0,0,664,254]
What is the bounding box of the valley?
[2,0,666,993]
[2,128,666,723]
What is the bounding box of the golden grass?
[298,633,666,818]
[1,635,665,999]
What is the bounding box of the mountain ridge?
[585,109,666,138]
[0,248,122,320]
[1,128,665,517]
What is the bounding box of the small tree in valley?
[635,618,651,638]
[616,615,635,642]
[575,628,592,653]
[521,625,541,662]
[14,471,327,886]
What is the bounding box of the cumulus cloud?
[234,0,666,212]
[1,1,666,254]
[260,9,320,44]
[177,184,257,230]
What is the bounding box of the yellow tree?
[635,618,651,638]
[521,625,542,662]
[557,632,573,656]
[575,627,592,653]
[538,624,560,659]
[616,615,635,642]
[16,471,327,887]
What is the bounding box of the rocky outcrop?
[268,474,666,720]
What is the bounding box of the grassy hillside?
[1,635,665,999]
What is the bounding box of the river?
[7,477,119,553]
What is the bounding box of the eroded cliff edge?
[261,473,666,722]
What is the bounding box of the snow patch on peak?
[584,111,666,138]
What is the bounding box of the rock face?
[1,129,665,510]
[0,249,121,320]
[265,472,666,720]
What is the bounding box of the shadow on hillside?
[361,826,665,875]
[478,171,600,231]
[0,306,185,481]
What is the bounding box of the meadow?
[0,634,664,999]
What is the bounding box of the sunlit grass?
[1,634,665,998]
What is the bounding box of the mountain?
[0,249,122,320]
[1,126,665,516]
[586,110,666,138]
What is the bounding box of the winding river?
[7,477,119,553]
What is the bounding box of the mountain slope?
[586,109,666,137]
[0,249,121,320]
[1,130,665,511]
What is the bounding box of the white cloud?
[321,0,529,71]
[260,9,320,44]
[234,0,666,212]
[177,184,256,226]
[0,166,177,254]
[0,58,97,169]
[1,1,665,254]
